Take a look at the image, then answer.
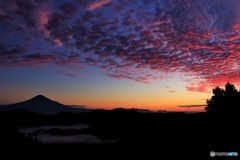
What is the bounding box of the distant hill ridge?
[0,95,90,114]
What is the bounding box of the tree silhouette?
[205,82,240,114]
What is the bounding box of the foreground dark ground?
[0,108,239,159]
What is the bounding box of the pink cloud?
[37,10,63,46]
[0,9,6,16]
[87,0,111,11]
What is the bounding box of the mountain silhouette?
[0,95,90,114]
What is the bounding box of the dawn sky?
[1,0,240,111]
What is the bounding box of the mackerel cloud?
[1,0,240,92]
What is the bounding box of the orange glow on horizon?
[56,93,207,112]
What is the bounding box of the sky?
[1,0,240,111]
